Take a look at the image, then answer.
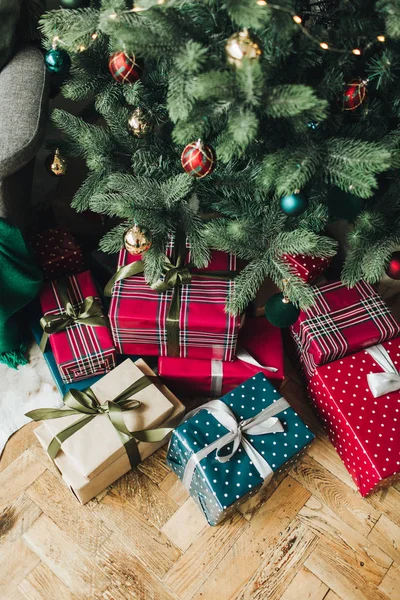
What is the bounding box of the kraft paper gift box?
[32,359,185,503]
[108,234,241,361]
[167,372,314,525]
[32,226,85,280]
[290,279,400,379]
[158,317,285,397]
[308,338,400,496]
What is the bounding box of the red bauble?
[108,51,142,83]
[386,252,400,280]
[181,140,215,178]
[340,79,367,111]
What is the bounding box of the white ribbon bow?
[366,345,400,398]
[181,397,289,490]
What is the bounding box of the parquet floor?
[1,374,400,600]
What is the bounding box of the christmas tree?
[40,0,400,315]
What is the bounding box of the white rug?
[0,340,62,456]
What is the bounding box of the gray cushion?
[0,45,48,179]
[0,0,22,70]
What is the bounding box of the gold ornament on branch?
[45,148,68,177]
[123,224,152,255]
[225,29,262,67]
[127,108,153,138]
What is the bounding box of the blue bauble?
[45,48,71,75]
[265,293,300,328]
[279,192,308,216]
[307,120,319,131]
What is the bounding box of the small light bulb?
[91,32,98,40]
[109,11,117,19]
[352,48,361,55]
[157,0,165,4]
[377,35,386,42]
[78,45,86,52]
[292,15,302,24]
[257,0,267,5]
[320,42,329,50]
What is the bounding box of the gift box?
[31,359,185,503]
[108,236,241,361]
[308,338,400,496]
[158,317,284,397]
[40,270,117,384]
[290,279,400,379]
[282,253,332,283]
[31,227,85,280]
[166,372,314,525]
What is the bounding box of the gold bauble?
[127,108,152,138]
[225,29,262,67]
[123,224,152,255]
[45,148,68,176]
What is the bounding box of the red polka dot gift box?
[308,338,400,496]
[32,227,85,281]
[281,253,333,283]
[290,280,400,379]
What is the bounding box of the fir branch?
[264,85,328,119]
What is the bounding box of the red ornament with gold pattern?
[181,140,215,178]
[108,51,142,83]
[340,79,368,111]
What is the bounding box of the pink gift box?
[40,271,117,384]
[282,253,332,283]
[109,240,241,361]
[308,337,400,496]
[158,317,284,396]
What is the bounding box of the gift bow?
[40,278,108,352]
[366,344,400,398]
[210,348,278,396]
[26,375,172,468]
[181,397,289,490]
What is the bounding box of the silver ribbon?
[181,397,289,490]
[366,344,400,398]
[210,347,278,397]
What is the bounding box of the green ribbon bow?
[40,278,108,353]
[104,231,236,357]
[26,375,172,469]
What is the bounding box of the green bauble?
[327,187,366,221]
[60,0,89,7]
[279,192,308,216]
[265,293,300,328]
[44,48,71,75]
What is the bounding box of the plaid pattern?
[290,279,400,378]
[181,142,215,178]
[109,246,240,361]
[40,271,116,384]
[109,52,141,83]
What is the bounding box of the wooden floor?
[1,375,400,600]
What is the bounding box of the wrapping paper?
[32,227,85,280]
[308,337,400,496]
[158,317,284,397]
[40,271,117,384]
[109,241,241,361]
[282,253,332,283]
[290,279,400,378]
[34,359,185,503]
[167,372,314,525]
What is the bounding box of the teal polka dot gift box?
[166,373,314,525]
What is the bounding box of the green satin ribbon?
[26,375,172,469]
[40,278,108,352]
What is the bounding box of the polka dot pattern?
[282,254,332,283]
[167,373,314,526]
[32,227,85,281]
[308,338,400,496]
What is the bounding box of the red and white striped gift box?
[290,279,400,378]
[40,271,116,384]
[109,242,241,361]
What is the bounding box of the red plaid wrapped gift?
[32,227,85,280]
[282,253,332,283]
[308,338,400,496]
[40,271,116,384]
[158,317,284,397]
[290,279,400,378]
[108,236,241,361]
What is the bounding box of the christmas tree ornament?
[127,108,152,138]
[386,252,400,280]
[327,186,365,220]
[124,224,152,255]
[181,140,215,178]
[307,120,319,131]
[340,79,367,111]
[45,148,68,177]
[60,0,89,7]
[265,292,300,328]
[225,29,262,67]
[109,51,142,83]
[279,191,308,216]
[44,47,71,75]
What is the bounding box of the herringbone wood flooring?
[1,375,400,600]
